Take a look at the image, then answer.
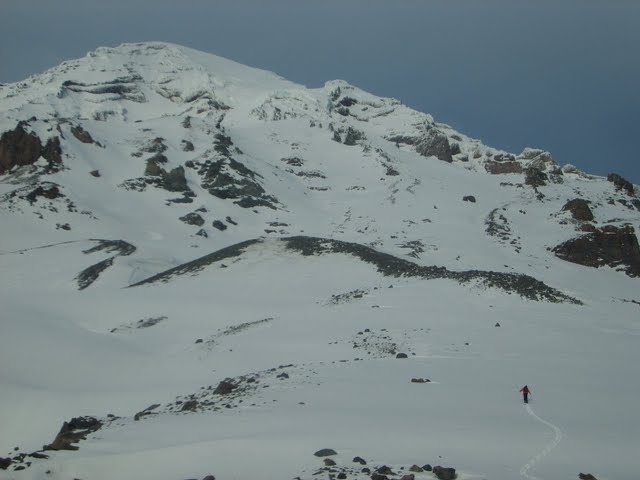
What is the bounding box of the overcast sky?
[2,0,639,183]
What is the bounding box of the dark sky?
[2,0,639,183]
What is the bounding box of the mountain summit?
[1,42,639,479]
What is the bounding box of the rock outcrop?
[562,199,594,222]
[388,126,453,162]
[553,224,640,277]
[415,127,453,162]
[0,123,63,174]
[213,379,237,395]
[76,239,137,290]
[25,185,63,203]
[71,125,95,144]
[163,166,188,192]
[525,166,548,187]
[180,212,205,226]
[485,160,523,174]
[607,173,635,196]
[134,404,161,421]
[518,148,556,170]
[130,236,582,303]
[44,416,103,451]
[198,134,278,209]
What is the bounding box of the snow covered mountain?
[1,42,639,480]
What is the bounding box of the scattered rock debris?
[297,451,455,480]
[326,289,369,305]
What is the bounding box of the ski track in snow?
[520,405,564,480]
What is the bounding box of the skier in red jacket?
[520,385,531,403]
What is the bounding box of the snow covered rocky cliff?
[1,42,638,480]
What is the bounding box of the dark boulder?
[202,476,216,480]
[337,473,347,480]
[353,456,367,465]
[422,464,433,471]
[433,466,457,480]
[553,224,640,277]
[578,474,598,480]
[324,458,337,466]
[90,169,101,177]
[562,199,594,221]
[607,173,635,196]
[370,474,388,480]
[396,352,408,359]
[313,448,337,457]
[409,465,423,472]
[179,212,205,226]
[212,220,228,231]
[463,195,476,203]
[0,458,11,470]
[400,475,415,480]
[376,466,394,475]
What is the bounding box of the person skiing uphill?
[520,385,531,404]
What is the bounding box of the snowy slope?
[1,42,639,480]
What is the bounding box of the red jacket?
[520,386,531,394]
